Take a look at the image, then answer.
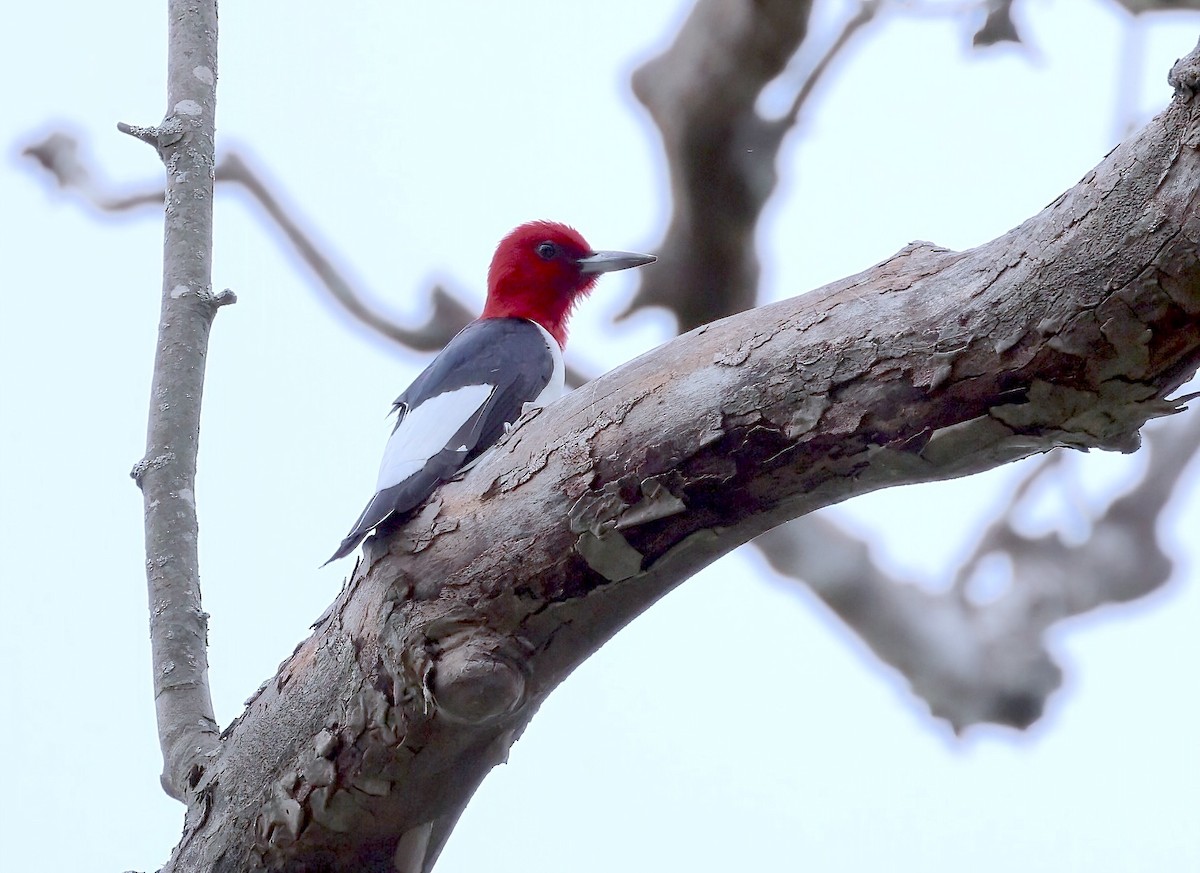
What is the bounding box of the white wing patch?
[375,383,495,491]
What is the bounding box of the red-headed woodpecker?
[327,221,656,564]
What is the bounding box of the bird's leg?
[450,404,548,483]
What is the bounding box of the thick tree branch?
[162,62,1200,870]
[125,0,223,801]
[616,0,1200,736]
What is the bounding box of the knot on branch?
[117,116,187,153]
[169,283,238,309]
[1168,39,1200,100]
[130,451,176,484]
[158,720,220,801]
[429,633,527,725]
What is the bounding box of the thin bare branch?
[972,0,1021,47]
[131,0,223,801]
[22,131,165,211]
[952,406,1200,610]
[117,120,168,149]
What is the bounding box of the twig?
[131,0,223,802]
[780,1,882,130]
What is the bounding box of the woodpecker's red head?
[482,220,656,347]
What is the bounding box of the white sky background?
[2,2,1199,871]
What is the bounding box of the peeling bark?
[162,59,1200,870]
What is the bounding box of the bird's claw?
[504,403,544,435]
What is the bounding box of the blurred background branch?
[758,409,1200,732]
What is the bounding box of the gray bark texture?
[124,0,226,802]
[156,44,1200,872]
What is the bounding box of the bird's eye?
[536,242,557,260]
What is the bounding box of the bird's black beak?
[577,249,657,275]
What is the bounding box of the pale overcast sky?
[2,3,1198,872]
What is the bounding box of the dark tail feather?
[323,497,385,566]
[324,472,446,566]
[323,530,368,566]
[323,486,413,566]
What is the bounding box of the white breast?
[529,320,565,407]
